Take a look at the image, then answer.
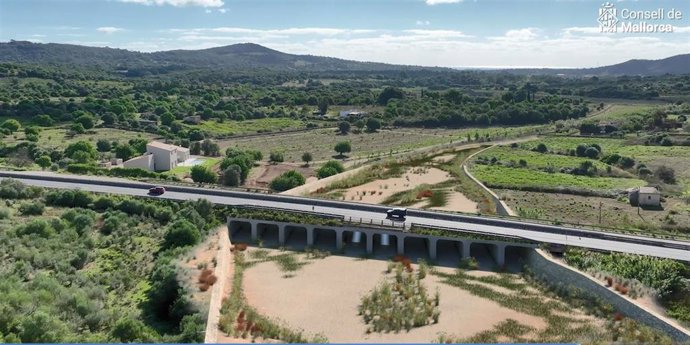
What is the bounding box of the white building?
[122,141,189,172]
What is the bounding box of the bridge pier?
[278,224,286,246]
[250,221,258,242]
[397,235,405,255]
[462,241,471,259]
[490,244,506,267]
[336,230,344,251]
[428,238,438,261]
[366,233,373,255]
[306,226,315,247]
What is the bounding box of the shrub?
[45,189,93,208]
[19,201,45,215]
[316,160,345,179]
[534,143,548,153]
[0,207,12,219]
[66,163,98,174]
[269,170,306,192]
[164,219,201,249]
[268,151,284,163]
[17,219,54,237]
[655,166,676,184]
[190,165,217,184]
[458,257,479,270]
[222,165,242,187]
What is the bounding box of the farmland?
[226,125,547,163]
[2,126,158,150]
[188,117,312,137]
[469,164,644,193]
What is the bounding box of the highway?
[1,170,688,262]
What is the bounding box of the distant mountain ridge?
[1,40,689,76]
[0,40,435,72]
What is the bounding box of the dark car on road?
[386,207,407,220]
[148,186,166,195]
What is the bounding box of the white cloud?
[416,20,431,26]
[119,0,223,7]
[218,8,227,13]
[488,28,540,41]
[674,26,690,33]
[96,27,125,34]
[425,0,462,5]
[562,26,600,36]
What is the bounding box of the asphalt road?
[1,171,688,262]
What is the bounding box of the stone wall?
[525,249,690,343]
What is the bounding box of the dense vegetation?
[0,179,217,343]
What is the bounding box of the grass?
[189,118,308,137]
[477,146,610,171]
[3,126,158,150]
[588,104,658,121]
[470,164,644,193]
[167,157,221,176]
[359,263,440,333]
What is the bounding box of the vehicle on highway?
[386,207,407,220]
[148,186,166,195]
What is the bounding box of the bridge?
[1,170,688,262]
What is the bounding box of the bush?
[655,166,676,184]
[164,219,201,249]
[17,219,54,237]
[67,163,98,174]
[0,207,10,219]
[269,151,284,163]
[190,165,218,184]
[334,141,352,156]
[269,170,306,192]
[338,121,351,134]
[0,179,43,199]
[45,189,93,208]
[19,201,45,215]
[1,119,20,132]
[222,165,242,187]
[534,143,548,153]
[365,118,381,132]
[317,160,345,178]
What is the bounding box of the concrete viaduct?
[228,217,537,266]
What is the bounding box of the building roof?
[177,146,190,153]
[639,187,659,194]
[147,141,178,151]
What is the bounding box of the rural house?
[628,186,661,208]
[123,141,190,172]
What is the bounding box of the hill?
[503,54,690,76]
[0,40,432,73]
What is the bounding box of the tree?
[164,219,201,248]
[35,114,54,127]
[269,151,284,164]
[201,139,220,156]
[191,165,217,184]
[334,141,352,157]
[655,166,676,184]
[1,119,20,132]
[575,144,588,157]
[70,123,86,134]
[269,170,306,191]
[96,139,112,152]
[64,141,97,161]
[534,143,548,153]
[354,119,365,131]
[318,98,329,115]
[366,118,382,132]
[222,165,242,187]
[377,87,404,105]
[115,143,137,161]
[317,160,345,178]
[190,141,202,155]
[160,112,175,126]
[74,114,95,129]
[338,121,351,134]
[111,317,156,343]
[584,147,600,159]
[35,155,51,170]
[301,152,313,166]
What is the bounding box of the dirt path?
[204,226,232,344]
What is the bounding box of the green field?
[189,118,309,136]
[470,164,644,192]
[167,157,220,177]
[476,146,609,171]
[3,127,158,150]
[588,104,658,120]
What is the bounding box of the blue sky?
[1,0,690,67]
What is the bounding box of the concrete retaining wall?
[525,249,690,343]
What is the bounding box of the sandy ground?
[280,164,369,196]
[242,248,554,343]
[412,191,478,214]
[341,167,450,204]
[177,230,221,308]
[431,153,457,163]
